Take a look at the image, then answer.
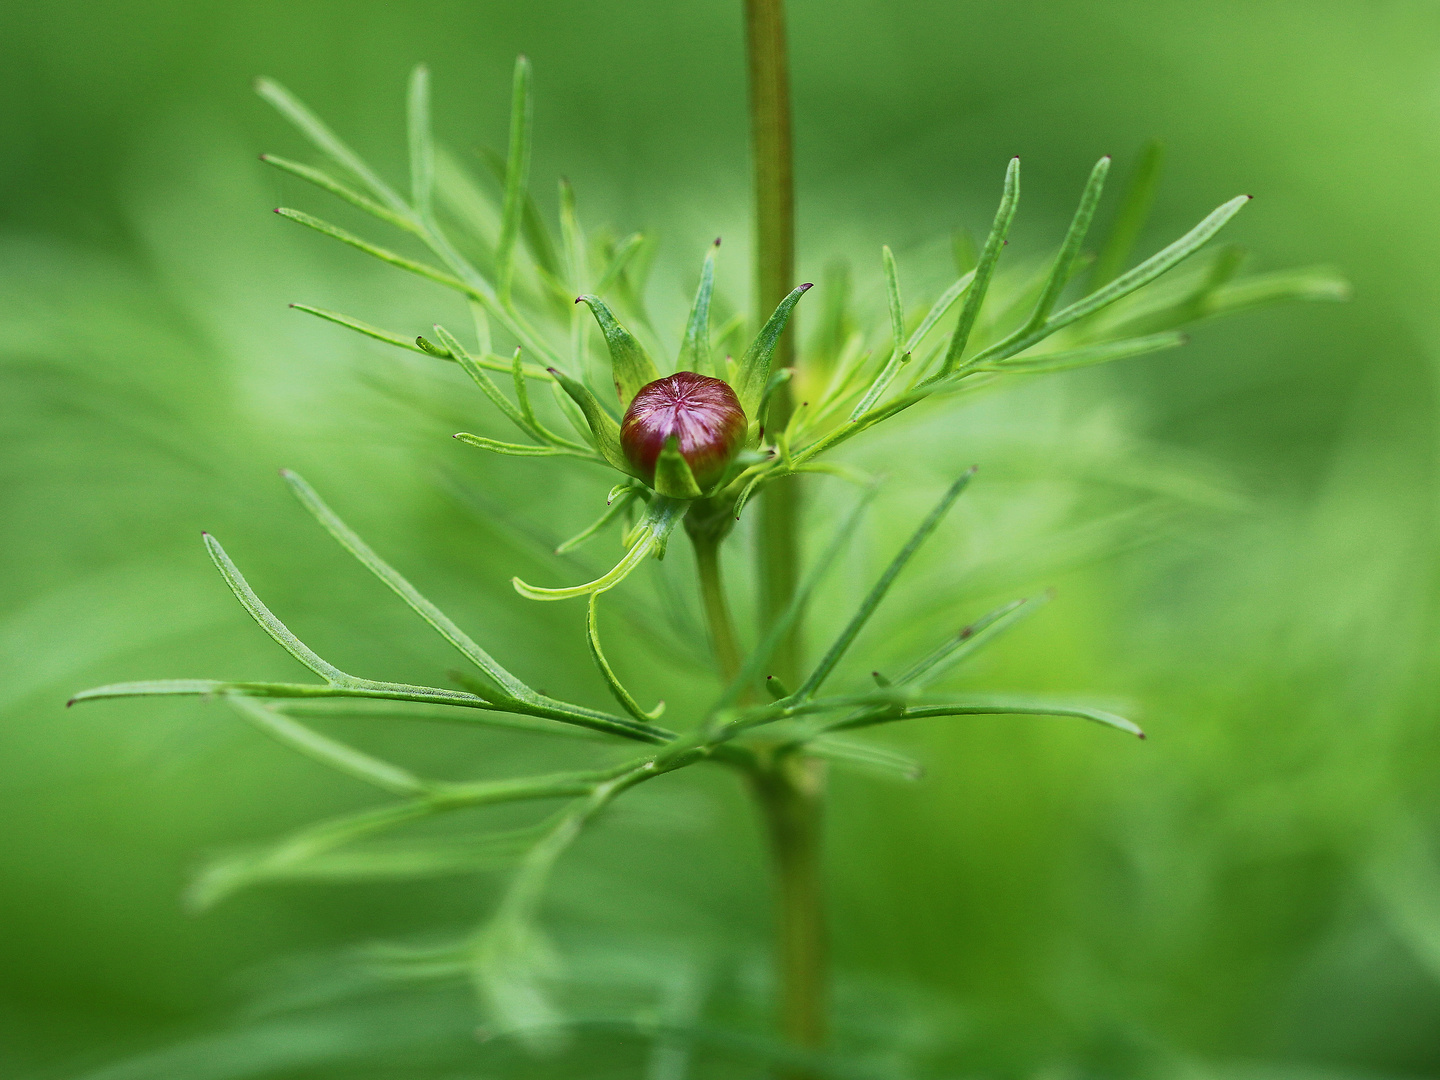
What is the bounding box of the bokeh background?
[3,1,1439,1077]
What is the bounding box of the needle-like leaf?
[432,324,532,435]
[453,433,600,460]
[1090,139,1165,290]
[554,486,640,554]
[794,469,975,702]
[281,470,536,701]
[226,695,428,796]
[407,64,435,221]
[260,155,418,234]
[587,595,665,722]
[939,156,1020,375]
[203,532,347,684]
[677,240,719,376]
[274,207,471,293]
[893,595,1047,688]
[513,497,685,601]
[835,697,1145,739]
[1025,155,1110,329]
[255,77,411,218]
[497,55,533,298]
[713,485,878,712]
[980,331,1187,374]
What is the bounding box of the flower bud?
[620,372,747,491]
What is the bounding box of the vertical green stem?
[692,531,745,686]
[744,0,828,1065]
[746,0,802,683]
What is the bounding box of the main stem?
[744,0,829,1062]
[747,0,801,683]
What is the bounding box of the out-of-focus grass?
[3,1,1439,1077]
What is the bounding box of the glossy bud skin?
[620,372,747,490]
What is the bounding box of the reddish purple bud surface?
[620,372,747,489]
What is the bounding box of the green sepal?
[653,435,703,499]
[547,366,636,476]
[677,240,719,375]
[735,283,812,415]
[576,294,660,406]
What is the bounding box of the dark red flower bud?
[620,372,747,491]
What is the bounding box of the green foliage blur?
[2,1,1437,1077]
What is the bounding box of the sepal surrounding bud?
[620,372,746,495]
[576,294,660,406]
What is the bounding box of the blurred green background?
[3,1,1439,1077]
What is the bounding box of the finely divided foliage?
[72,59,1346,1039]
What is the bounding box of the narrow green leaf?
[848,698,1145,739]
[848,348,909,421]
[431,324,535,440]
[713,485,878,712]
[497,55,533,298]
[280,470,536,701]
[196,827,544,886]
[1026,155,1110,329]
[1091,139,1165,289]
[226,695,428,796]
[882,245,905,350]
[576,294,661,406]
[1199,265,1351,320]
[507,347,588,450]
[806,735,922,780]
[290,303,440,357]
[895,595,1046,688]
[513,497,685,601]
[407,64,435,221]
[735,283,813,415]
[453,433,598,459]
[548,366,634,473]
[587,595,665,722]
[478,146,562,279]
[255,77,410,217]
[202,532,347,683]
[982,331,1187,374]
[906,269,975,354]
[677,239,719,375]
[653,435,704,499]
[593,231,645,296]
[189,799,436,910]
[274,207,472,294]
[260,155,417,234]
[939,156,1020,375]
[555,486,640,553]
[289,303,555,378]
[795,469,975,702]
[765,675,791,700]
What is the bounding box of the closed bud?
[620,372,747,491]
